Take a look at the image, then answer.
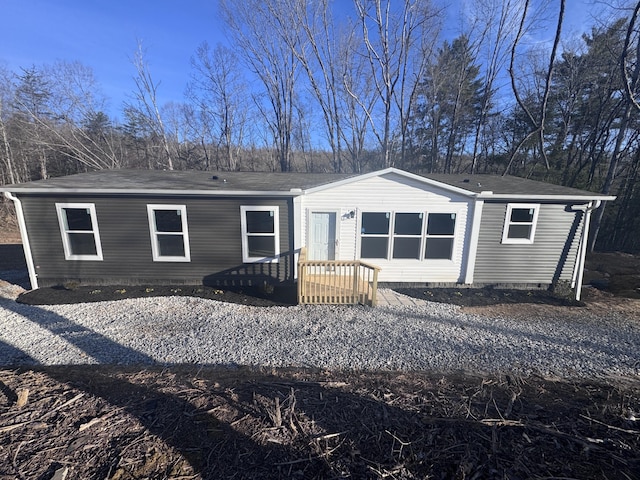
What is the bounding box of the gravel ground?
[1,291,639,379]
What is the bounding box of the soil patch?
[585,251,640,299]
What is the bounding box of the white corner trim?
[4,192,38,289]
[292,197,302,252]
[464,199,484,284]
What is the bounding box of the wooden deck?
[297,248,380,306]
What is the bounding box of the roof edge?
[477,193,617,201]
[1,188,301,197]
[303,167,477,197]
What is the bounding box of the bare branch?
[621,0,640,112]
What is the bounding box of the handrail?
[297,247,381,306]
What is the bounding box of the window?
[425,213,456,260]
[360,211,458,261]
[392,213,423,259]
[240,206,280,262]
[360,212,390,258]
[502,204,539,244]
[147,205,191,262]
[56,203,103,260]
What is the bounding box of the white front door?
[309,211,336,260]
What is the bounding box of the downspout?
[4,192,38,290]
[573,200,600,301]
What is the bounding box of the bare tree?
[467,0,522,173]
[352,0,439,168]
[622,0,640,112]
[340,28,378,173]
[45,61,121,170]
[125,41,174,170]
[503,0,565,175]
[219,0,301,172]
[0,67,17,185]
[279,0,345,172]
[188,42,248,171]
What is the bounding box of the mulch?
[16,283,299,307]
[1,366,639,479]
[15,283,581,308]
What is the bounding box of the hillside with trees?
[1,0,639,252]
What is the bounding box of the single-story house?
[2,168,615,301]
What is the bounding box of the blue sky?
[1,0,225,115]
[1,0,597,121]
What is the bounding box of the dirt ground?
[1,367,639,480]
[1,220,640,479]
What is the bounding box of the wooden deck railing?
[297,247,381,306]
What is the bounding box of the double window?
[147,205,191,262]
[56,203,103,261]
[502,204,539,244]
[360,211,457,261]
[240,206,280,263]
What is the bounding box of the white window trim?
[147,204,191,262]
[424,211,458,261]
[391,212,424,260]
[501,203,540,244]
[359,211,392,259]
[55,203,104,261]
[357,210,460,262]
[240,205,280,263]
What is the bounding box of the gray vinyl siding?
[20,194,293,287]
[473,202,584,285]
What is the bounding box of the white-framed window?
[502,203,539,244]
[240,206,280,263]
[360,211,458,261]
[147,204,191,262]
[424,213,456,260]
[360,212,390,259]
[392,213,423,259]
[55,203,103,261]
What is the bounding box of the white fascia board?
[3,188,301,197]
[477,193,617,202]
[302,167,477,197]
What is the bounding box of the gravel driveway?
[1,290,639,379]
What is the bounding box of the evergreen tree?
[409,36,483,173]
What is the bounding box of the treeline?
[0,0,639,252]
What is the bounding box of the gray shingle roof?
[2,168,613,200]
[3,169,357,194]
[422,173,604,197]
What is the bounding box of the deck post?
[297,247,307,304]
[370,267,379,306]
